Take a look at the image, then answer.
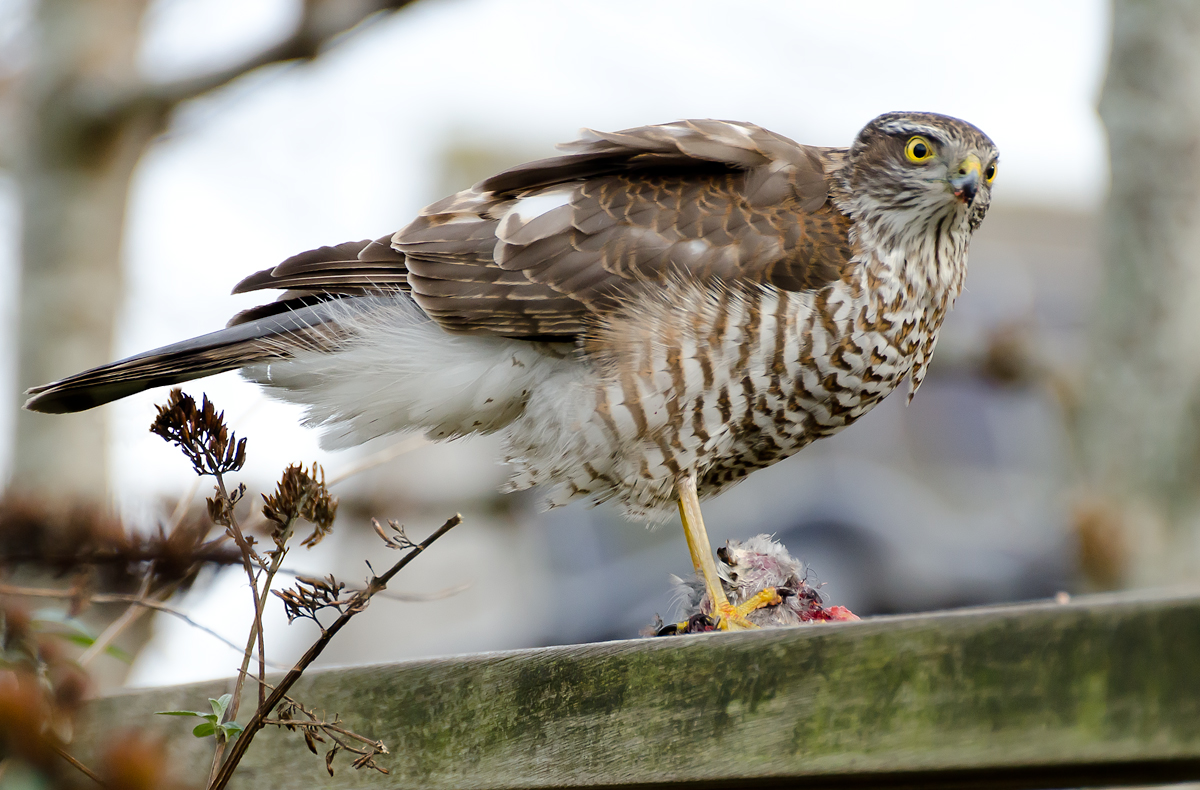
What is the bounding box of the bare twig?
[87,0,421,127]
[257,685,388,774]
[0,584,283,667]
[77,563,158,667]
[248,528,297,701]
[209,514,462,790]
[165,476,203,534]
[354,581,470,603]
[208,470,262,786]
[274,574,347,627]
[371,518,416,551]
[265,719,385,750]
[76,595,145,669]
[273,565,469,603]
[49,741,103,784]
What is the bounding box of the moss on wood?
[76,591,1200,788]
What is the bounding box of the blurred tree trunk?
[1078,0,1200,588]
[13,0,156,501]
[6,0,420,505]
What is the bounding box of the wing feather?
[234,119,852,342]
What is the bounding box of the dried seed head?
[150,389,247,477]
[371,519,416,551]
[273,574,347,625]
[326,743,340,776]
[261,463,338,549]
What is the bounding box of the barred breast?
[501,245,958,523]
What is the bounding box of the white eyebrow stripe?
[878,121,948,142]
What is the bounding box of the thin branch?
[77,594,146,668]
[101,0,421,125]
[0,584,287,670]
[264,719,385,751]
[78,563,158,667]
[273,569,469,603]
[249,520,302,705]
[259,684,388,763]
[165,476,203,534]
[349,581,469,603]
[207,466,263,786]
[50,741,103,784]
[255,690,387,773]
[209,514,461,790]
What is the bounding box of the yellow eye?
[904,136,934,163]
[984,161,997,182]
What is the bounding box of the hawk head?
[844,111,999,236]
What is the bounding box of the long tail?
[23,302,342,414]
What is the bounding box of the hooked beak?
[950,153,982,204]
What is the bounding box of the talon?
[655,612,721,636]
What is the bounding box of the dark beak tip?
[952,176,979,205]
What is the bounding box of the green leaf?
[210,694,232,718]
[60,633,94,647]
[192,721,216,738]
[155,710,204,717]
[32,618,133,663]
[219,722,244,739]
[55,634,134,663]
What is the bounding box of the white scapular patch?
[496,188,575,246]
[242,295,579,449]
[509,189,573,220]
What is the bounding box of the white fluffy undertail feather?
[499,364,600,496]
[243,296,575,450]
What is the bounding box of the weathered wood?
[77,590,1200,788]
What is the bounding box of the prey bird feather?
[26,112,997,631]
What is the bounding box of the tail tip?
[23,384,101,414]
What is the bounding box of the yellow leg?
[675,473,781,632]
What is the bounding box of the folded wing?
[237,119,855,340]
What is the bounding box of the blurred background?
[1,0,1190,691]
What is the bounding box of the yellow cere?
[904,135,935,163]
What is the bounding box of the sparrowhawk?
[26,111,998,630]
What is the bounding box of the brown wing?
[228,235,407,326]
[237,119,853,341]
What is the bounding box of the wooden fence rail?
[76,589,1200,789]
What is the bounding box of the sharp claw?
[654,612,720,637]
